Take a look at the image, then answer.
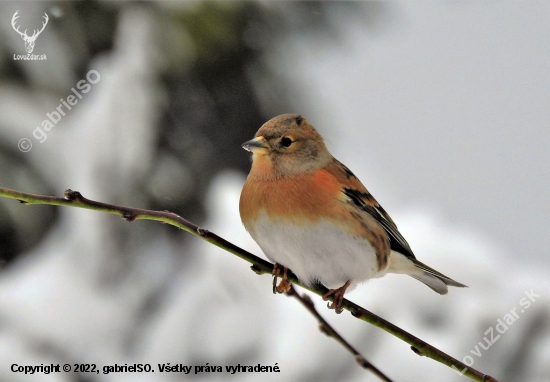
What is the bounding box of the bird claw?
[272,277,278,295]
[272,264,291,294]
[275,279,291,294]
[325,301,344,314]
[322,280,351,314]
[272,264,281,294]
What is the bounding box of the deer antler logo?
[11,10,49,54]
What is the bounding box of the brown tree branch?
[286,286,393,382]
[0,187,499,382]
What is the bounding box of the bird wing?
[325,159,416,259]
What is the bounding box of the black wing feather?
[343,187,416,259]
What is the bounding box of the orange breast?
[240,166,347,224]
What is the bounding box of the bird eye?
[281,137,293,147]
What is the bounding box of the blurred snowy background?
[0,1,548,382]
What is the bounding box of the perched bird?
[239,114,466,313]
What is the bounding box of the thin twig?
[286,286,393,382]
[0,187,499,382]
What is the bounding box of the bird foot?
[272,263,291,294]
[322,280,351,314]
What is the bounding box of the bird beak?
[241,136,269,155]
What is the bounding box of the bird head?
[242,114,332,178]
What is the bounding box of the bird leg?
[322,280,351,314]
[272,263,291,294]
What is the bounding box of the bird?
[239,114,467,313]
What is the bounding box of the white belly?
[246,213,379,290]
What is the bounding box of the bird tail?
[387,251,467,295]
[408,258,467,295]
